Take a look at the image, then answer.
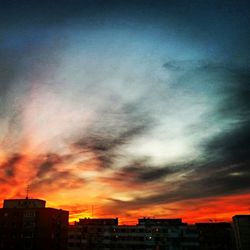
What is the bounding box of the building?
[68,218,118,250]
[68,224,82,250]
[196,222,236,250]
[138,218,183,226]
[0,198,69,250]
[136,218,199,250]
[233,215,250,250]
[68,217,199,250]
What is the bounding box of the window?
[23,232,34,238]
[23,211,36,217]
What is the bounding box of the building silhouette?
[0,198,68,250]
[68,217,199,250]
[196,222,235,250]
[233,215,250,250]
[68,218,118,250]
[0,196,249,250]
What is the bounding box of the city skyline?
[2,196,249,250]
[0,0,250,224]
[0,195,249,225]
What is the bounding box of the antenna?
[26,185,30,199]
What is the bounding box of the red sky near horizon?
[0,146,249,224]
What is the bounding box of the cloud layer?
[0,0,249,223]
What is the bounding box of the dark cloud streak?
[73,102,152,169]
[1,153,23,178]
[107,62,250,210]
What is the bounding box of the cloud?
[124,165,174,182]
[102,62,250,211]
[23,61,249,214]
[110,159,187,184]
[72,102,152,169]
[35,153,67,178]
[0,153,23,179]
[162,61,182,71]
[0,48,22,119]
[106,161,250,212]
[31,170,85,192]
[203,69,250,162]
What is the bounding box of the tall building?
[0,198,69,250]
[233,215,250,250]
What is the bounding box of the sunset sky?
[0,0,250,224]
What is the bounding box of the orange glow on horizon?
[1,139,250,225]
[0,142,250,225]
[42,193,250,225]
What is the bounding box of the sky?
[0,0,250,224]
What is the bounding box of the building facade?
[0,198,69,250]
[68,218,199,250]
